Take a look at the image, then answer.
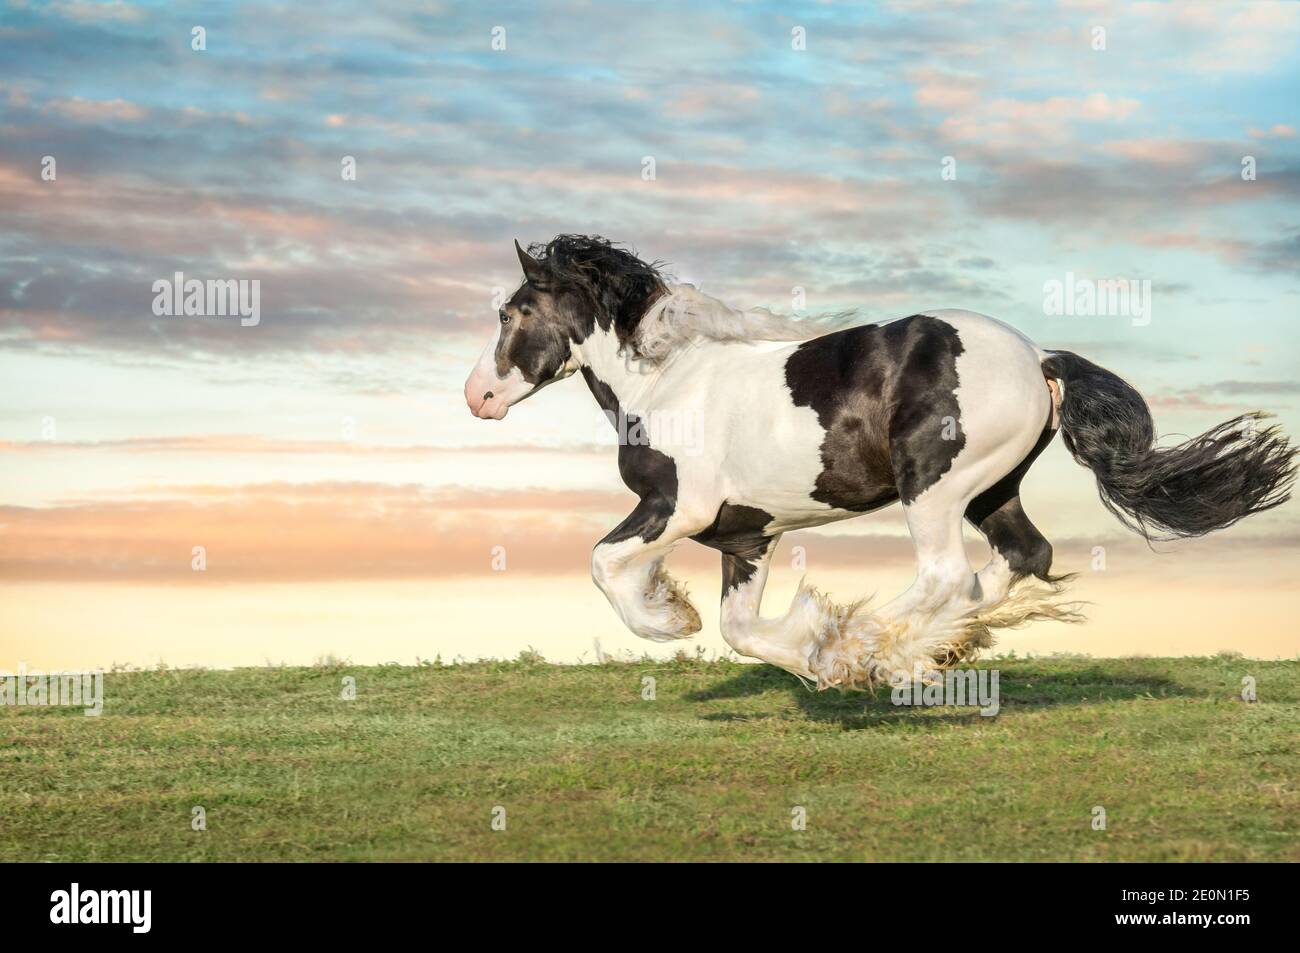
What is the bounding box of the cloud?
[1100,138,1216,166]
[1,0,1297,373]
[1144,391,1239,413]
[4,479,1295,584]
[0,482,915,582]
[665,84,762,118]
[0,483,627,582]
[909,67,982,111]
[1206,380,1300,396]
[1249,124,1297,140]
[1242,231,1300,277]
[961,162,1300,277]
[0,434,608,457]
[0,2,1295,399]
[1144,380,1299,413]
[48,1,144,24]
[935,93,1141,148]
[45,96,146,122]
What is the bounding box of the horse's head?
[464,240,590,420]
[465,236,665,420]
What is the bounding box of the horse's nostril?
[483,391,494,400]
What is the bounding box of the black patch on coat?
[583,366,678,545]
[965,415,1059,581]
[691,503,776,597]
[784,315,965,508]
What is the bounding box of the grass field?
[1,655,1296,861]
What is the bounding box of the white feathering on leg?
[805,577,1087,690]
[638,560,702,641]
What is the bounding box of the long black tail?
[1041,350,1297,542]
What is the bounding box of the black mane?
[526,234,667,352]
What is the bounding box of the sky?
[0,0,1297,670]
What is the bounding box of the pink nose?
[464,373,508,420]
[464,377,486,414]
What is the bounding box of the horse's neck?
[576,325,692,416]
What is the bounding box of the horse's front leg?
[592,498,701,642]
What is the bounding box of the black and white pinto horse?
[465,236,1296,688]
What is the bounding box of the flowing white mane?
[632,282,858,361]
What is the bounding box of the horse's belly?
[756,500,888,533]
[700,399,887,533]
[664,341,895,534]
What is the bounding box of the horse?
[463,235,1296,688]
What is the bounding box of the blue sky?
[0,0,1297,666]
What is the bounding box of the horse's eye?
[499,310,510,325]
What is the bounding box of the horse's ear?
[515,239,544,282]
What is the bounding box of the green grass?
[1,655,1296,861]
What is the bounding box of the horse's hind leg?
[832,425,1077,682]
[892,491,982,618]
[964,420,1059,605]
[967,496,1055,604]
[716,535,819,680]
[807,414,1067,687]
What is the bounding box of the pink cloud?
[0,434,607,458]
[1101,139,1204,166]
[937,93,1140,147]
[0,482,913,583]
[1132,230,1247,261]
[46,96,147,122]
[908,68,982,111]
[49,1,143,23]
[665,84,761,117]
[1249,124,1297,140]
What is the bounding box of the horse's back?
[674,309,1052,529]
[776,309,1050,506]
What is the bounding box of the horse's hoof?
[667,598,702,638]
[636,564,701,641]
[631,594,702,642]
[807,634,874,690]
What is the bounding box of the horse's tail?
[1040,349,1296,542]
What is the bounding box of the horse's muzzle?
[465,323,538,419]
[464,372,512,420]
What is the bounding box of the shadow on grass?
[687,663,1194,730]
